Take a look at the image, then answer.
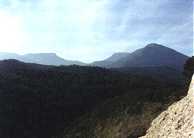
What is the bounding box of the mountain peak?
[145,43,167,49]
[92,43,188,70]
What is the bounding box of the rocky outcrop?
[140,75,194,138]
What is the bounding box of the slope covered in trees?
[0,60,188,138]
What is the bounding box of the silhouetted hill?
[92,43,188,70]
[63,86,187,138]
[0,60,188,138]
[0,52,86,66]
[112,66,185,85]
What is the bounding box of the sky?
[0,0,193,63]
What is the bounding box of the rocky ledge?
[140,75,194,138]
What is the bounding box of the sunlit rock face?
[140,75,194,138]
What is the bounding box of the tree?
[184,56,194,79]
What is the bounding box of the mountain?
[0,44,188,69]
[22,53,86,66]
[105,52,129,62]
[91,52,129,67]
[92,43,188,70]
[0,60,187,138]
[0,52,21,59]
[0,52,86,66]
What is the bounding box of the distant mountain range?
[0,52,86,66]
[91,43,188,70]
[0,43,189,70]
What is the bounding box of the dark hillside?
[0,60,187,138]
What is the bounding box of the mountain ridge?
[0,52,86,66]
[0,43,189,69]
[92,43,188,70]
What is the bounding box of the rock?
[140,75,194,138]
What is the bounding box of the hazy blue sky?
[0,0,193,62]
